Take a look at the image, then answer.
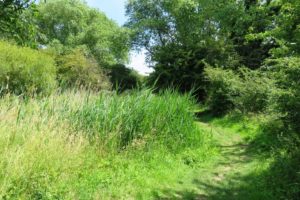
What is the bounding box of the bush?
[204,66,273,114]
[235,68,274,113]
[270,57,300,132]
[0,41,57,95]
[204,67,237,114]
[55,48,111,91]
[109,64,143,92]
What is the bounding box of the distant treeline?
[0,0,142,94]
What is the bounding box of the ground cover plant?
[0,0,299,199]
[0,90,216,199]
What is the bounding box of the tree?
[125,0,291,98]
[126,0,240,98]
[0,0,37,46]
[269,0,300,57]
[37,0,130,66]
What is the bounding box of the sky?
[86,0,153,75]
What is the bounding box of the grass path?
[155,117,272,200]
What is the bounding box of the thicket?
[0,40,113,95]
[270,57,300,133]
[204,66,274,115]
[109,64,143,92]
[52,47,111,91]
[0,41,57,95]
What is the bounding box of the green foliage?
[73,89,200,150]
[109,64,142,92]
[0,90,212,199]
[196,111,300,200]
[55,48,111,91]
[125,0,298,99]
[225,0,278,69]
[268,0,300,57]
[37,0,130,66]
[269,57,300,132]
[204,67,236,114]
[205,66,273,114]
[147,44,232,100]
[0,40,56,95]
[0,0,37,46]
[266,148,300,199]
[126,0,261,98]
[234,68,274,113]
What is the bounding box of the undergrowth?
[197,111,300,200]
[0,90,216,199]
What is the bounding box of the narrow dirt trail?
[156,120,264,200]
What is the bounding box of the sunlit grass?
[0,89,215,199]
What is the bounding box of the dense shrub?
[55,48,111,90]
[205,66,273,114]
[267,149,300,199]
[0,41,56,95]
[235,68,274,113]
[270,57,300,132]
[109,64,143,92]
[204,67,237,114]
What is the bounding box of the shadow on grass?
[152,155,274,200]
[195,110,246,128]
[152,110,300,200]
[153,141,272,199]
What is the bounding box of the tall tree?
[126,0,240,98]
[0,0,37,46]
[37,0,130,66]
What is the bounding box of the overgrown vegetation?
[73,90,200,150]
[0,0,299,199]
[0,41,56,95]
[54,48,111,91]
[204,66,274,115]
[0,90,214,199]
[109,64,142,92]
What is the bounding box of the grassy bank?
[0,90,216,199]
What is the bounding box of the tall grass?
[0,91,89,198]
[0,89,212,199]
[73,89,201,151]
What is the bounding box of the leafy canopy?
[0,0,37,46]
[37,0,130,66]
